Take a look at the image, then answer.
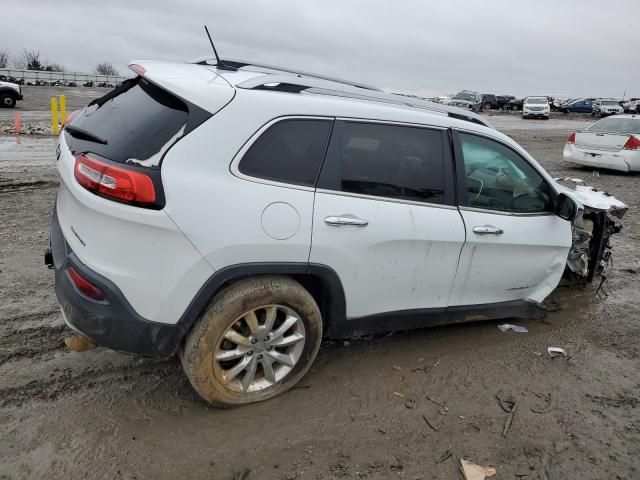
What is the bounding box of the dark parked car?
[506,98,524,111]
[481,94,498,111]
[496,95,515,110]
[560,99,595,113]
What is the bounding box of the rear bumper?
[49,207,183,357]
[563,145,637,172]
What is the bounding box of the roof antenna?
[204,25,236,71]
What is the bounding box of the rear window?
[587,117,640,134]
[318,121,446,204]
[64,77,206,167]
[238,119,332,187]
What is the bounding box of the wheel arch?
[175,263,347,346]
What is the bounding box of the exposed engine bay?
[554,178,627,282]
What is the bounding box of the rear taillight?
[567,133,576,144]
[129,64,146,76]
[63,110,78,126]
[623,135,640,150]
[74,154,156,206]
[68,267,105,301]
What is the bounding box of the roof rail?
[235,74,492,128]
[191,56,379,91]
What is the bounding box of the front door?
[449,131,572,306]
[310,120,465,319]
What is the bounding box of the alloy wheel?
[213,304,306,393]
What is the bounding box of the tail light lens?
[567,133,576,144]
[623,135,640,150]
[63,110,78,126]
[68,267,105,301]
[74,154,156,206]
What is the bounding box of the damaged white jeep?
[47,59,627,405]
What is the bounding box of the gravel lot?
[1,90,639,479]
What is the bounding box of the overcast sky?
[3,0,639,98]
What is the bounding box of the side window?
[320,122,445,204]
[238,119,332,187]
[459,133,553,213]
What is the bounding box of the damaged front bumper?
[554,178,627,282]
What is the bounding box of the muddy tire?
[180,276,322,407]
[0,94,16,108]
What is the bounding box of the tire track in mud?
[0,323,68,365]
[0,179,58,193]
[0,360,179,407]
[0,309,67,365]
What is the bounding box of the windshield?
[601,100,618,106]
[587,117,640,134]
[454,93,477,101]
[526,97,548,104]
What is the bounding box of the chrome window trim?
[316,189,457,210]
[335,116,448,130]
[459,206,554,217]
[230,115,334,192]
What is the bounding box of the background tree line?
[0,49,119,75]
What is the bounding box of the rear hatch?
[54,62,235,323]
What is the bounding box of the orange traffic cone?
[13,112,21,134]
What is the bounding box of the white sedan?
[522,96,550,119]
[563,114,640,172]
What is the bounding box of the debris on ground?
[64,335,98,352]
[392,391,404,398]
[436,450,452,464]
[422,415,439,432]
[622,259,640,274]
[498,324,528,333]
[232,468,250,480]
[0,122,54,136]
[404,398,417,409]
[502,405,516,437]
[460,459,496,480]
[547,347,568,358]
[392,365,403,372]
[412,357,440,374]
[426,395,448,414]
[496,391,516,413]
[496,391,517,437]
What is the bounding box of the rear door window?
[318,121,446,204]
[64,77,209,167]
[238,119,332,187]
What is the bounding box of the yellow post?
[51,98,59,135]
[59,95,66,125]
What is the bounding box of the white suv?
[522,96,550,119]
[47,59,627,406]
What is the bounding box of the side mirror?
[555,193,579,221]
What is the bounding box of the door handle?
[324,215,369,227]
[473,225,503,235]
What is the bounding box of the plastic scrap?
[496,391,516,413]
[547,347,568,358]
[498,324,528,333]
[460,459,497,480]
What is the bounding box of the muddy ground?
[1,103,639,479]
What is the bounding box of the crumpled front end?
[555,178,627,281]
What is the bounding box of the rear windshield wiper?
[65,125,108,145]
